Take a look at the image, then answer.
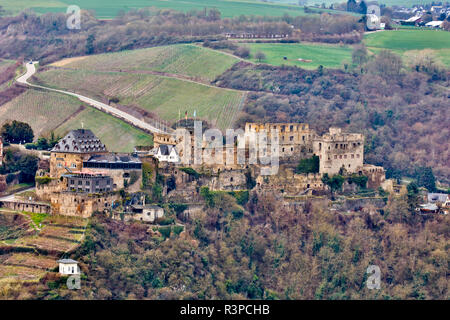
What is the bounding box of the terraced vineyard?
[0,211,88,285]
[0,89,153,152]
[53,44,240,82]
[0,90,82,138]
[34,68,246,131]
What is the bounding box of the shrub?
[180,167,200,179]
[347,174,368,189]
[169,203,188,215]
[229,190,249,205]
[295,155,319,174]
[158,226,171,239]
[6,173,15,184]
[35,176,52,185]
[142,163,153,188]
[173,225,184,235]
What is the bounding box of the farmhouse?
[58,259,79,275]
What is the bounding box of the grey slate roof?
[57,259,78,264]
[52,129,107,153]
[158,144,176,156]
[85,153,141,164]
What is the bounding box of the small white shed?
[57,259,79,275]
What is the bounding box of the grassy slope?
[34,68,245,130]
[364,30,450,67]
[1,0,313,18]
[54,44,239,82]
[38,44,245,130]
[54,107,153,151]
[0,89,152,152]
[242,42,353,69]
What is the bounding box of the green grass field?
[1,0,324,18]
[364,30,450,67]
[0,90,152,152]
[272,0,437,7]
[241,42,353,69]
[54,44,239,82]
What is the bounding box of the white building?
[58,259,79,275]
[425,21,444,28]
[131,204,164,222]
[154,144,180,163]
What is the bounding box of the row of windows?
[69,179,105,186]
[335,142,361,149]
[332,154,360,160]
[83,162,142,169]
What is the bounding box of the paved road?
[17,62,170,134]
[0,187,36,201]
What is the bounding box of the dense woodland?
[0,8,363,64]
[1,188,448,300]
[0,6,448,300]
[214,49,450,185]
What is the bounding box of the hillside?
[1,0,319,18]
[239,42,353,69]
[0,89,153,152]
[33,45,247,130]
[272,0,438,7]
[364,30,450,68]
[51,44,240,83]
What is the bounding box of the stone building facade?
[312,127,364,175]
[83,153,142,191]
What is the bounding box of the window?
[57,163,62,168]
[78,181,82,185]
[356,154,360,158]
[71,163,76,168]
[334,155,337,159]
[339,155,342,159]
[289,136,293,141]
[351,154,354,159]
